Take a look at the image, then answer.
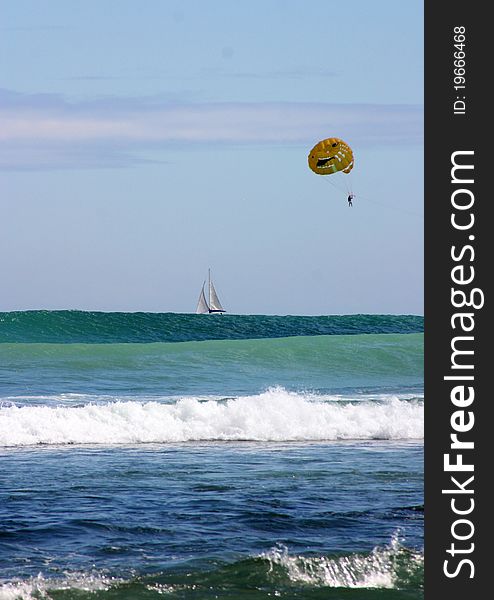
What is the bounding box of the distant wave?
[0,333,424,378]
[0,310,424,344]
[0,332,423,397]
[0,388,423,447]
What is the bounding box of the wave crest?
[261,532,424,589]
[0,388,423,447]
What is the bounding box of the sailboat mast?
[208,268,211,309]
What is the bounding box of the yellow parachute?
[308,137,354,176]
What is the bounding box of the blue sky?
[0,0,423,315]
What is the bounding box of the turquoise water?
[0,312,424,599]
[0,332,423,397]
[0,311,423,344]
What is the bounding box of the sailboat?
[196,269,226,314]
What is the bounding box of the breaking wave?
[261,532,423,590]
[0,387,423,447]
[0,533,423,599]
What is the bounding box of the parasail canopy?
[308,137,354,176]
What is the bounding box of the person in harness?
[347,193,355,207]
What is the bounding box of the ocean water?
[0,312,424,599]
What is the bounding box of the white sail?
[209,279,225,312]
[196,283,209,314]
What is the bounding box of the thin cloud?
[0,89,423,171]
[58,66,339,82]
[0,25,70,31]
[232,68,339,80]
[199,66,340,80]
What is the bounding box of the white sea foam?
[261,532,424,589]
[0,388,423,447]
[0,573,119,600]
